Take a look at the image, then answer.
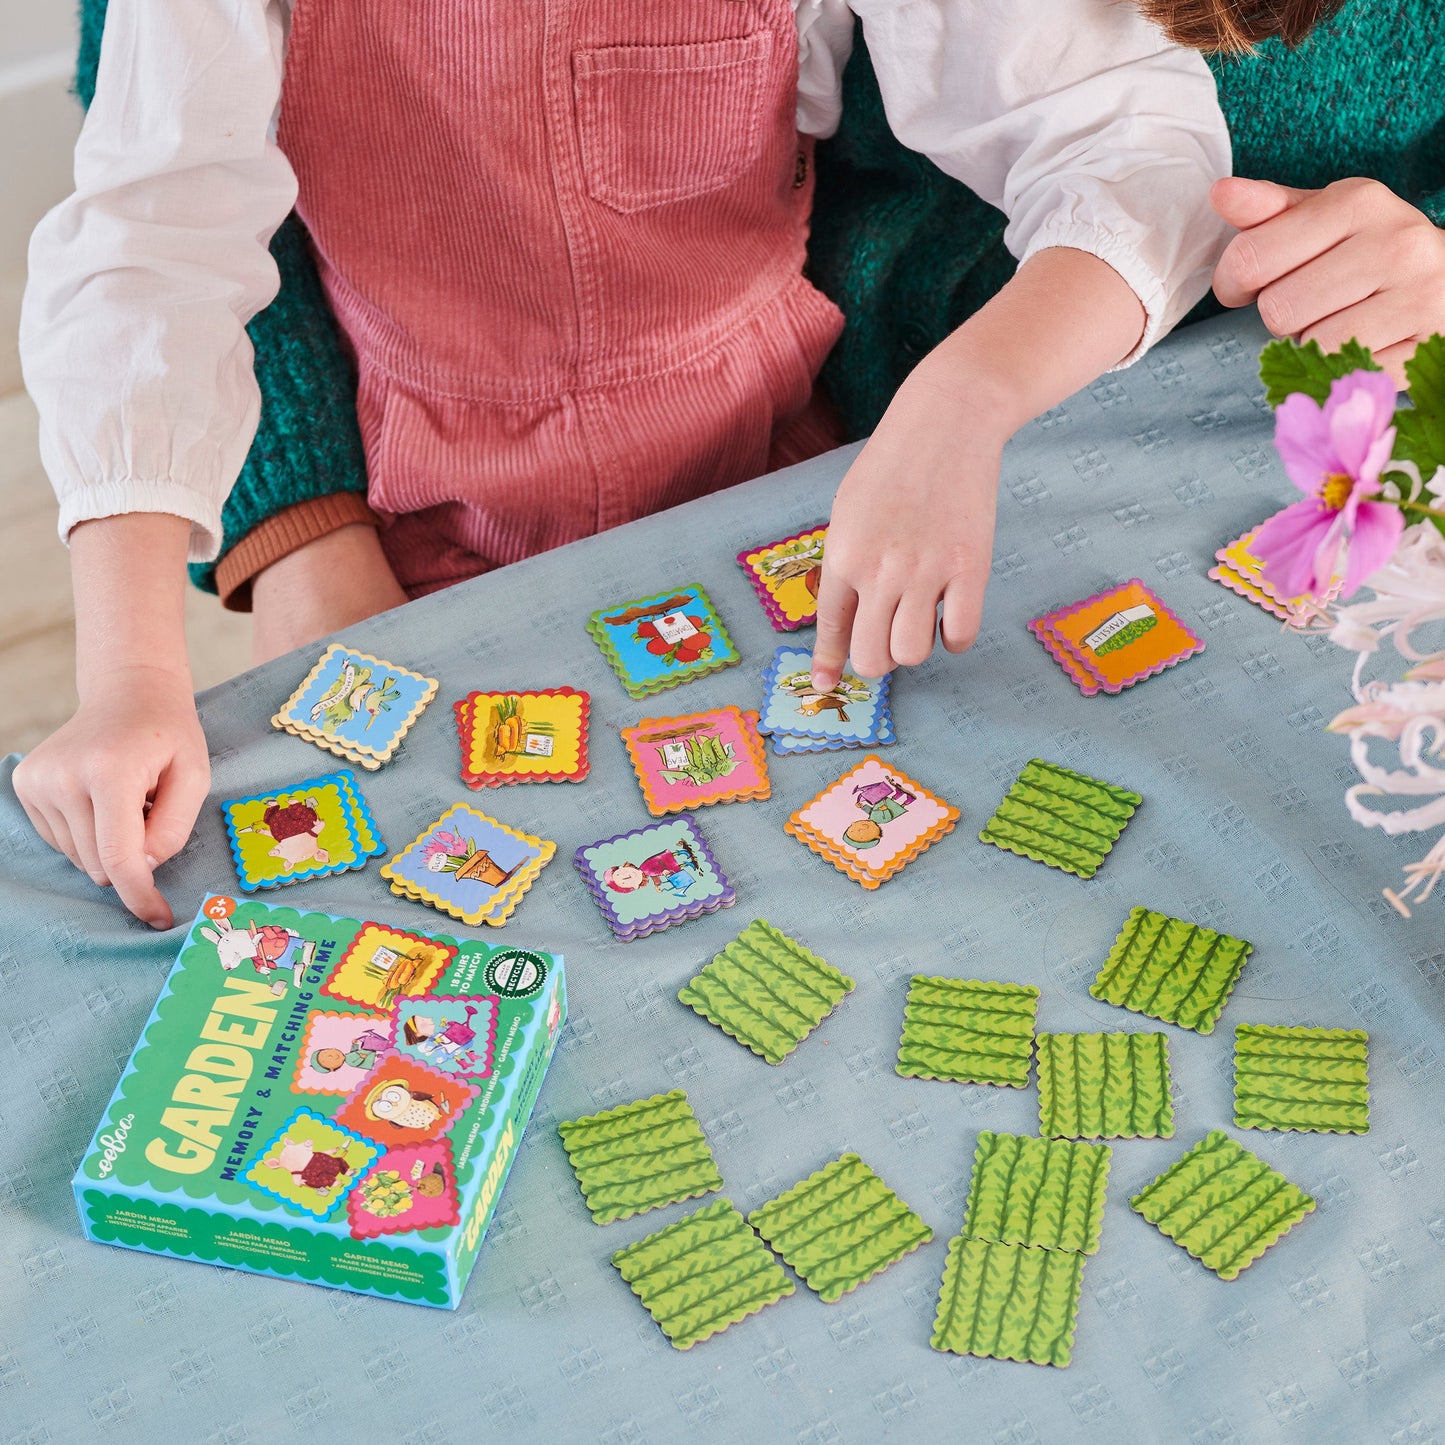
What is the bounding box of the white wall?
[0,0,83,388]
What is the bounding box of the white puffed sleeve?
[19,0,298,560]
[847,0,1233,363]
[795,0,857,140]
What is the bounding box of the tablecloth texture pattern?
[2,314,1442,1443]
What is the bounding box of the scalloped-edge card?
[1130,1131,1315,1280]
[1036,1031,1174,1139]
[384,994,500,1080]
[758,646,894,751]
[896,976,1040,1086]
[272,645,438,768]
[931,1235,1085,1367]
[558,1090,723,1224]
[335,1054,480,1146]
[222,770,383,891]
[964,1132,1111,1255]
[346,1140,460,1239]
[737,525,826,631]
[455,688,590,787]
[381,803,554,928]
[979,759,1141,879]
[587,585,740,698]
[785,755,958,889]
[292,1010,393,1095]
[321,922,457,1009]
[612,1199,795,1349]
[1233,1025,1369,1134]
[1209,525,1340,621]
[1032,580,1203,695]
[575,814,735,940]
[749,1153,932,1301]
[244,1108,379,1220]
[621,707,770,815]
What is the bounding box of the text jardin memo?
[74,896,565,1308]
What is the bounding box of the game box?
[72,895,565,1309]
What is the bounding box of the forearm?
[70,514,194,692]
[906,247,1146,437]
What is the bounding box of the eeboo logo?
[95,1113,136,1177]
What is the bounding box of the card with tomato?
[587,585,739,699]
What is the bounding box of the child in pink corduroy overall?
[20,0,1236,926]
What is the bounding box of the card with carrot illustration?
[587,585,739,699]
[737,524,827,631]
[621,707,770,815]
[454,688,589,786]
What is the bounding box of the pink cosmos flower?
[1254,370,1404,599]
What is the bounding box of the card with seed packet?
[222,770,384,891]
[1029,579,1204,696]
[272,644,438,768]
[380,802,555,927]
[454,688,590,787]
[620,706,770,815]
[574,814,736,940]
[736,524,827,631]
[586,585,739,699]
[758,646,894,754]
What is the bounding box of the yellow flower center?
[1320,472,1353,510]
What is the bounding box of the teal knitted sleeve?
[76,0,367,598]
[810,0,1445,441]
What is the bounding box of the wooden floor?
[0,271,253,755]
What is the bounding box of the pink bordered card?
[385,994,500,1080]
[347,1140,461,1240]
[454,688,590,787]
[737,524,827,631]
[620,707,770,815]
[785,755,959,889]
[1208,525,1340,621]
[292,1010,394,1095]
[1032,579,1204,695]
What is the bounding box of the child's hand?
[812,373,1002,689]
[1212,176,1445,385]
[251,522,408,665]
[14,668,209,930]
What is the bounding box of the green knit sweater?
[73,0,1445,592]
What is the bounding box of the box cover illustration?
[73,895,566,1309]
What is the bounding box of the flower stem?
[1398,500,1445,521]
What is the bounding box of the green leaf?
[1393,334,1445,478]
[1258,337,1381,408]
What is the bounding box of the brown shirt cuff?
[215,494,382,612]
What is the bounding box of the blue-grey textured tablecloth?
[2,312,1442,1445]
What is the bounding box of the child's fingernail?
[148,915,171,931]
[144,853,160,871]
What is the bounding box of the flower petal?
[1272,392,1336,495]
[1254,499,1335,596]
[1325,370,1400,478]
[1340,500,1405,595]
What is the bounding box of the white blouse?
[21,0,1232,562]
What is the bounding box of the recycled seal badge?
[484,949,549,998]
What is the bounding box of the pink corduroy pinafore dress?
[276,0,846,595]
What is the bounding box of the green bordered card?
[1233,1025,1370,1134]
[896,976,1040,1087]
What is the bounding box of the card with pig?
[223,770,385,890]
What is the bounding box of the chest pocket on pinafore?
[572,30,774,213]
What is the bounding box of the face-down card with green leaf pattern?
[1036,1032,1174,1139]
[611,1199,794,1349]
[1090,905,1253,1033]
[558,1090,722,1224]
[1233,1025,1369,1134]
[1130,1130,1315,1280]
[931,1236,1086,1367]
[978,759,1141,879]
[678,919,854,1065]
[896,976,1039,1087]
[748,1153,933,1301]
[964,1131,1111,1255]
